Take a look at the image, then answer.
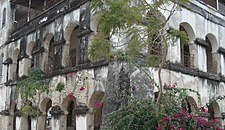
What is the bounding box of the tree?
[88,0,222,129]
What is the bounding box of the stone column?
[61,42,70,67]
[74,104,89,130]
[19,58,31,77]
[37,114,46,130]
[59,114,67,130]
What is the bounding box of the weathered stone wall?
[0,0,225,130]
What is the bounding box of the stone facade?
[0,0,225,130]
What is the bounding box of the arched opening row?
[1,24,81,81]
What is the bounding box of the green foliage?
[17,67,48,101]
[105,99,157,130]
[105,87,222,130]
[89,0,189,67]
[144,54,160,67]
[20,105,40,118]
[56,82,65,92]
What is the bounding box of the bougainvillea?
[105,85,222,130]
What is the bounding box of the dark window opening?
[148,34,163,60]
[28,116,31,130]
[69,27,79,67]
[13,104,17,130]
[206,36,217,74]
[14,59,19,80]
[45,37,63,74]
[67,100,76,130]
[2,8,6,27]
[208,103,215,119]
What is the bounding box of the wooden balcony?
[10,0,89,40]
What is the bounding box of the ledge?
[195,38,208,47]
[165,62,225,82]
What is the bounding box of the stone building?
[0,0,225,129]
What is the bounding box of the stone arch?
[179,22,196,68]
[205,33,219,74]
[208,101,221,119]
[38,97,52,130]
[64,22,79,42]
[12,48,20,64]
[186,96,197,113]
[42,33,54,73]
[12,48,20,80]
[206,33,218,53]
[26,41,35,58]
[90,91,105,130]
[40,97,52,113]
[62,22,79,67]
[44,33,54,52]
[179,22,195,43]
[61,95,77,130]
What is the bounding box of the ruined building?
[1,0,225,129]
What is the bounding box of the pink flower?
[132,86,136,91]
[178,128,184,130]
[217,127,222,130]
[170,125,175,129]
[201,107,207,112]
[95,101,103,108]
[172,112,179,118]
[181,109,187,117]
[162,116,170,123]
[80,86,85,91]
[156,126,161,130]
[67,92,74,100]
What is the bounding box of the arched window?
[69,27,79,67]
[179,25,194,67]
[205,35,218,74]
[2,8,6,27]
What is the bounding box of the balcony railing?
[182,52,195,68]
[13,0,62,30]
[207,61,217,74]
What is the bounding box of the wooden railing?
[13,0,62,30]
[182,52,195,68]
